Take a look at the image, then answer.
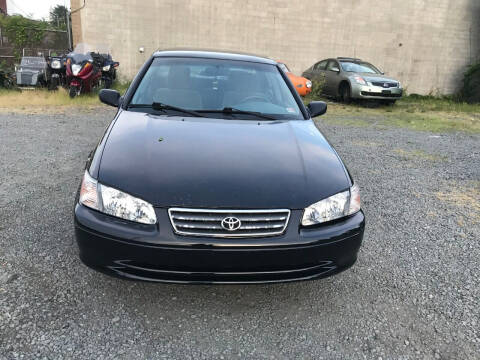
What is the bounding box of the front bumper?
[74,204,365,284]
[351,83,403,100]
[295,83,312,97]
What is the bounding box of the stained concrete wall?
[71,0,480,94]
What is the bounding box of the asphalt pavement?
[0,107,479,359]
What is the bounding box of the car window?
[314,60,327,71]
[340,61,381,74]
[130,57,303,119]
[326,60,339,71]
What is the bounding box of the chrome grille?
[168,208,291,238]
[371,81,398,88]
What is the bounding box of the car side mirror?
[307,101,327,117]
[99,89,120,107]
[331,67,340,73]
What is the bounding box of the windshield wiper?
[128,102,204,118]
[197,107,276,120]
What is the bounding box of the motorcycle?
[15,56,48,87]
[46,53,67,90]
[0,69,14,89]
[66,43,102,98]
[99,53,119,89]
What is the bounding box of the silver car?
[303,57,403,104]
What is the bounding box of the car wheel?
[340,83,352,104]
[385,100,396,106]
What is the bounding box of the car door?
[324,60,341,96]
[303,60,326,79]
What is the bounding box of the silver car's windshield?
[340,61,381,74]
[130,57,303,120]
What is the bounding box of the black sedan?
[74,50,365,284]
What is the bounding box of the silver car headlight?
[51,60,61,69]
[102,65,111,71]
[79,170,157,224]
[306,80,312,88]
[301,184,360,226]
[353,76,367,85]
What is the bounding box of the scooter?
[0,69,14,89]
[65,48,102,98]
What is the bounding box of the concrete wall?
[71,0,480,94]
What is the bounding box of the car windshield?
[130,57,303,120]
[340,61,381,74]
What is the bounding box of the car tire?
[340,83,352,104]
[385,100,397,105]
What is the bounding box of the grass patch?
[393,148,446,162]
[0,80,131,112]
[0,87,99,109]
[397,95,480,114]
[311,98,480,133]
[435,182,480,223]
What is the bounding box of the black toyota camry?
[74,50,365,284]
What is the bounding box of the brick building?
[71,0,480,94]
[0,0,7,15]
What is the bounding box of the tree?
[0,15,48,60]
[49,5,69,30]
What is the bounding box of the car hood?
[98,111,350,209]
[354,73,398,83]
[287,72,309,84]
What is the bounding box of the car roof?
[337,57,362,62]
[153,49,276,65]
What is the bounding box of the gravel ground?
[0,107,479,359]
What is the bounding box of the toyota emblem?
[221,217,242,231]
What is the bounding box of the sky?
[7,0,71,20]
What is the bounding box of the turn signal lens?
[347,183,361,215]
[79,171,99,210]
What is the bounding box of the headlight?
[306,80,312,88]
[79,171,157,224]
[51,60,61,69]
[71,64,82,76]
[353,75,367,85]
[102,65,111,71]
[301,184,361,226]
